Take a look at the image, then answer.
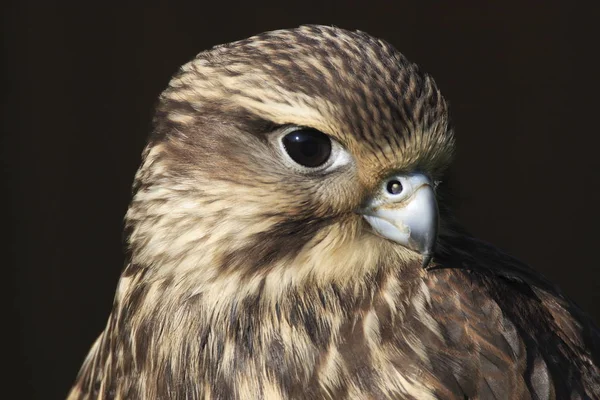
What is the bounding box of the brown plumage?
[68,25,600,399]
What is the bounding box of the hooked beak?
[359,173,439,268]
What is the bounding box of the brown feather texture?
[68,25,600,399]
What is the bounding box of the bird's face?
[126,26,454,292]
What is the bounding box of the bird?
[68,25,600,399]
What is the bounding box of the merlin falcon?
[68,25,600,399]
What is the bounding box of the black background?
[4,2,599,399]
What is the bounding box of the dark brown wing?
[67,334,104,399]
[421,233,600,399]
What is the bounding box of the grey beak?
[360,174,439,268]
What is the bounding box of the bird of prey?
[68,25,600,399]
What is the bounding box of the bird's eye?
[281,129,332,168]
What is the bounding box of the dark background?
[4,2,599,399]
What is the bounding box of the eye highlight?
[281,128,332,168]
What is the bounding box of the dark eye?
[281,128,332,168]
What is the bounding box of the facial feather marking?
[129,146,423,293]
[364,309,382,347]
[410,282,444,342]
[389,370,437,400]
[316,345,349,396]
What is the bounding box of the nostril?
[386,179,403,195]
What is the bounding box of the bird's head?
[125,25,454,295]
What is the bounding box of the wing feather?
[424,233,600,399]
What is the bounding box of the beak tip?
[421,253,434,269]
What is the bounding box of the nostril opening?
[386,179,403,195]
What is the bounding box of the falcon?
[68,25,600,399]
